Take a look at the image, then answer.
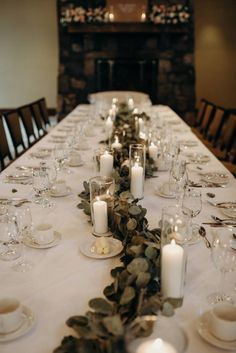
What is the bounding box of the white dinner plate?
[186,153,210,164]
[24,231,62,249]
[197,311,236,351]
[221,207,236,219]
[201,172,229,185]
[155,184,176,199]
[0,306,36,342]
[50,187,72,197]
[80,238,123,259]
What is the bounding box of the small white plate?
[80,238,123,259]
[0,306,36,342]
[24,231,61,249]
[50,187,72,197]
[186,153,210,164]
[197,311,236,351]
[69,161,84,168]
[155,184,176,199]
[30,151,50,159]
[201,172,229,185]
[179,140,198,147]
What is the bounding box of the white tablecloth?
[0,105,236,353]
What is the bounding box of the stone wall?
[57,0,195,124]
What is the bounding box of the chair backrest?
[200,102,215,134]
[0,115,13,170]
[219,113,236,151]
[4,110,26,157]
[195,99,208,126]
[30,101,47,136]
[207,106,226,143]
[18,105,37,146]
[38,98,50,126]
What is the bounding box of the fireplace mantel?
[66,23,190,34]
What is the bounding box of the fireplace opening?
[95,58,158,103]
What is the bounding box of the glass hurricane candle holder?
[160,205,188,308]
[93,148,114,177]
[89,176,115,237]
[129,144,146,200]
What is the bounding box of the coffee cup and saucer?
[50,180,71,197]
[68,152,83,167]
[0,297,36,342]
[197,303,236,350]
[24,223,61,249]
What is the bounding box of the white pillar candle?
[136,338,177,353]
[105,116,113,139]
[100,151,114,177]
[111,136,122,150]
[128,98,134,110]
[141,12,146,22]
[161,239,184,299]
[93,198,108,234]
[133,108,139,114]
[149,142,158,161]
[138,117,144,132]
[131,162,144,199]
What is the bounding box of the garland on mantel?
[54,104,174,353]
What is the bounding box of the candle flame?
[171,239,176,245]
[152,338,163,349]
[115,135,119,143]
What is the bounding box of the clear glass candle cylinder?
[160,205,188,308]
[93,148,114,177]
[129,144,146,199]
[89,176,115,236]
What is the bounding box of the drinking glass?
[53,144,68,171]
[0,211,21,261]
[11,206,34,272]
[32,166,53,207]
[182,188,202,241]
[208,227,236,304]
[170,159,187,203]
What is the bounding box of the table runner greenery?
[54,105,174,353]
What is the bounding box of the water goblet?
[208,227,236,304]
[182,188,202,241]
[32,166,53,207]
[11,205,34,272]
[0,211,21,262]
[170,159,187,203]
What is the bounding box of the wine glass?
[170,159,186,202]
[32,166,53,207]
[208,227,236,304]
[182,188,202,241]
[11,206,34,272]
[0,211,21,261]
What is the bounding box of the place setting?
[3,170,33,185]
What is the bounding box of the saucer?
[0,306,36,342]
[80,238,123,259]
[179,139,198,147]
[24,231,62,249]
[30,151,50,159]
[69,161,84,167]
[201,172,229,185]
[50,187,72,197]
[221,207,236,219]
[186,153,210,164]
[155,184,176,199]
[197,311,236,350]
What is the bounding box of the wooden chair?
[30,101,47,137]
[209,113,236,160]
[3,110,27,158]
[194,98,208,127]
[18,104,38,146]
[192,102,215,138]
[201,106,227,149]
[38,97,51,127]
[0,115,13,170]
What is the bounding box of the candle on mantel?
[149,142,158,161]
[109,108,116,121]
[128,97,134,110]
[109,12,114,22]
[136,338,177,353]
[100,150,114,177]
[141,12,146,22]
[105,116,113,140]
[111,135,122,150]
[131,160,144,199]
[138,117,144,132]
[93,197,108,234]
[161,239,184,299]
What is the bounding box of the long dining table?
[0,103,236,353]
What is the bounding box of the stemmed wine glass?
[11,205,34,272]
[170,159,187,202]
[208,227,236,304]
[32,162,55,208]
[0,211,21,262]
[182,188,202,241]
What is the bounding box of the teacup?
[0,298,23,334]
[33,223,54,245]
[209,303,236,341]
[69,152,82,165]
[51,180,67,194]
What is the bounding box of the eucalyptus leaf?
[120,286,136,305]
[103,315,124,336]
[162,301,175,317]
[136,272,151,288]
[127,218,137,231]
[145,246,158,260]
[128,205,141,216]
[89,298,114,315]
[127,258,149,275]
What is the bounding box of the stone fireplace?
[57,1,195,123]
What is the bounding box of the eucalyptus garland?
[54,105,174,353]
